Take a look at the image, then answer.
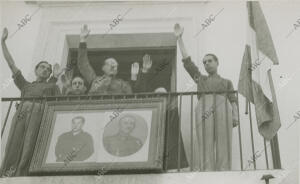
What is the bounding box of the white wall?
[0,1,299,183]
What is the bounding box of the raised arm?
[78,24,97,85]
[131,54,152,92]
[174,24,188,59]
[1,28,19,75]
[174,23,202,82]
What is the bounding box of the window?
[67,47,176,93]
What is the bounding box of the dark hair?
[72,116,85,124]
[35,61,52,73]
[204,53,219,63]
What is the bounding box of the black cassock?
[55,131,94,162]
[133,72,188,170]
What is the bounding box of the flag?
[238,1,281,140]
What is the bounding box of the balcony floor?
[0,169,292,184]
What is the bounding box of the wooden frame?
[29,97,167,175]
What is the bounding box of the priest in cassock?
[174,23,238,171]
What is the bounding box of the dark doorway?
[67,47,176,93]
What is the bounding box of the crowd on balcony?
[1,23,238,176]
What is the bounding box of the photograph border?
[29,97,167,175]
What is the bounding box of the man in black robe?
[55,116,94,162]
[131,55,189,170]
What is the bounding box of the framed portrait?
[29,97,167,175]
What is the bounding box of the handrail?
[1,90,238,101]
[0,90,281,173]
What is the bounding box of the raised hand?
[61,70,73,92]
[131,62,139,81]
[174,23,184,39]
[80,24,90,42]
[142,54,152,73]
[53,63,65,78]
[2,28,8,42]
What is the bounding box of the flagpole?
[248,101,256,170]
[267,70,282,169]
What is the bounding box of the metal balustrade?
[1,91,281,175]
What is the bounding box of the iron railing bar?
[248,102,256,170]
[164,93,171,171]
[201,94,206,171]
[225,95,230,169]
[264,138,270,169]
[1,101,13,137]
[213,93,217,170]
[177,94,182,171]
[1,91,239,101]
[237,93,244,170]
[190,94,194,171]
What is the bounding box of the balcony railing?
[1,91,281,175]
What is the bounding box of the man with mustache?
[103,115,143,157]
[78,25,132,94]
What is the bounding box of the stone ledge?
[0,169,291,184]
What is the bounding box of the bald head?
[154,87,167,93]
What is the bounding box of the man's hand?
[131,62,139,81]
[61,70,73,89]
[174,23,184,39]
[142,54,152,73]
[80,24,90,42]
[53,63,65,78]
[2,28,8,42]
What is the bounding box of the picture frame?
[29,97,167,175]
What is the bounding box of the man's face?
[202,55,218,74]
[119,117,135,134]
[71,118,84,133]
[102,58,118,76]
[71,77,85,94]
[35,63,52,80]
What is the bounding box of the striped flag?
[238,1,281,140]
